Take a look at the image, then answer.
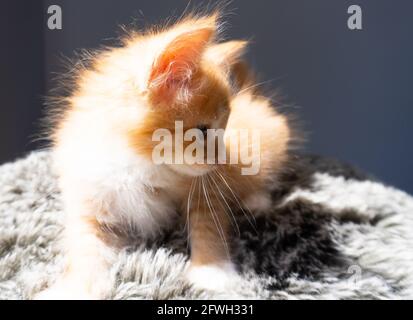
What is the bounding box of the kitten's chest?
[55,136,189,237]
[101,163,188,238]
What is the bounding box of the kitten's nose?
[198,125,208,137]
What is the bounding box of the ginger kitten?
[37,13,290,299]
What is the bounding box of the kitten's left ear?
[206,40,251,89]
[205,40,248,67]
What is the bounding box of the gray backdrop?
[1,0,412,194]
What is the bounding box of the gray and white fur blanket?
[0,151,413,299]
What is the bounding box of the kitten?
[36,13,290,299]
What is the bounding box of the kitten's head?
[126,14,247,176]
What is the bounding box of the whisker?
[208,170,241,236]
[214,168,258,234]
[237,79,275,95]
[201,175,229,257]
[184,177,197,252]
[184,177,196,233]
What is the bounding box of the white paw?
[187,263,239,291]
[33,281,95,300]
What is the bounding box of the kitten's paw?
[33,281,95,300]
[187,263,239,291]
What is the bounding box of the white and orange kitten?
[36,13,290,299]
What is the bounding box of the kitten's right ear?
[148,25,214,105]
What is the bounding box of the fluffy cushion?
[0,151,413,299]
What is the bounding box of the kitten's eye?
[197,125,209,137]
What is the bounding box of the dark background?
[1,0,412,194]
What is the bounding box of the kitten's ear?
[206,40,251,89]
[148,27,214,103]
[205,40,248,67]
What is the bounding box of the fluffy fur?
[1,151,413,299]
[38,13,291,299]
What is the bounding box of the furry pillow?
[0,151,412,299]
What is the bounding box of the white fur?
[54,146,180,238]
